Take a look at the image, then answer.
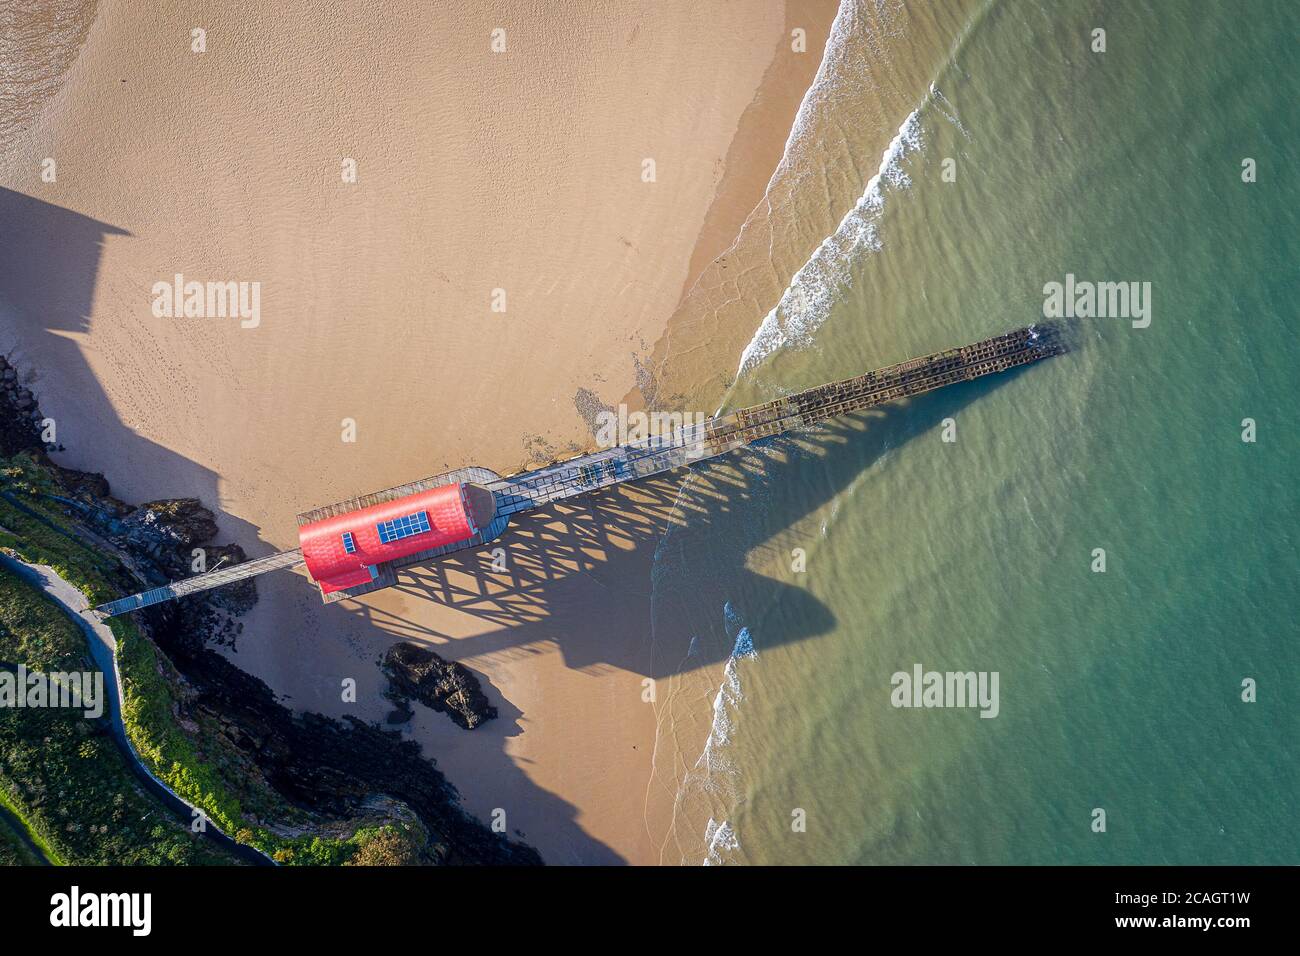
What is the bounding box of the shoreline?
[629,0,981,418]
[671,2,844,310]
[225,5,841,865]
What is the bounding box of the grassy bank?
[0,787,57,865]
[0,565,238,864]
[0,453,405,865]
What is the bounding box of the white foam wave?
[695,625,757,773]
[703,818,740,866]
[736,107,925,377]
[763,1,857,193]
[660,612,759,863]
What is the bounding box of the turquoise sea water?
[649,0,1297,864]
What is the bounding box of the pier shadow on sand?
[325,335,1036,865]
[1,187,1042,865]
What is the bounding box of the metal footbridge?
[95,324,1064,616]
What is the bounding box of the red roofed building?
[297,483,496,595]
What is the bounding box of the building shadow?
[0,186,275,551]
[0,186,621,863]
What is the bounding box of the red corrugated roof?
[298,483,479,594]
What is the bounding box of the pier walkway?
[486,324,1063,515]
[95,324,1063,616]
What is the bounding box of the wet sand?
[0,0,838,863]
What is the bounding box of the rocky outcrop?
[0,356,255,624]
[121,498,219,550]
[0,355,50,457]
[50,464,115,506]
[383,642,498,730]
[154,632,537,864]
[44,469,257,622]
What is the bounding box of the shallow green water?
[649,0,1297,865]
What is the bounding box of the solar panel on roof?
[377,510,432,544]
[341,531,356,553]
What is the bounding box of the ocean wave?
[930,83,972,141]
[732,627,756,661]
[695,624,757,773]
[657,595,762,863]
[703,818,740,865]
[763,0,857,193]
[736,106,925,378]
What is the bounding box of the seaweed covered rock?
[51,464,115,507]
[383,642,497,730]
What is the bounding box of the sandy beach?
[1,0,842,863]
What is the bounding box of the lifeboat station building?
[296,470,502,602]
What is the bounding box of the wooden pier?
[480,323,1063,513]
[95,324,1064,616]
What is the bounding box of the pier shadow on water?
[368,368,1026,680]
[0,186,1033,865]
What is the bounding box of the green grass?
[0,566,239,864]
[0,788,59,865]
[0,452,379,865]
[0,829,41,865]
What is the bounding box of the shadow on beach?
[0,186,625,864]
[0,186,271,547]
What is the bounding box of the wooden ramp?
[483,323,1065,516]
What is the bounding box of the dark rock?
[383,642,498,730]
[0,364,43,457]
[121,498,219,549]
[52,464,112,502]
[147,625,539,864]
[385,704,414,725]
